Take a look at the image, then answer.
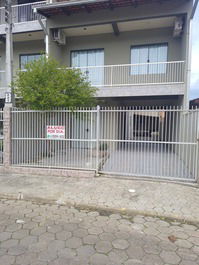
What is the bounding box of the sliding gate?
[99,107,199,182]
[11,107,199,182]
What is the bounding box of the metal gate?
[98,107,199,182]
[11,107,199,182]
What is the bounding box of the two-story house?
[0,0,195,108]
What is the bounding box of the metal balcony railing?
[69,61,185,87]
[0,61,185,89]
[0,1,46,25]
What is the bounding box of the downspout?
[34,8,49,57]
[185,0,198,108]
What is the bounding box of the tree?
[13,56,97,109]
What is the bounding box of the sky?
[191,4,199,99]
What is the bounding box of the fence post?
[3,106,12,168]
[96,105,100,175]
[196,111,199,183]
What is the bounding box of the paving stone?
[8,245,27,255]
[126,245,144,260]
[99,232,115,241]
[142,254,164,265]
[1,239,19,248]
[56,231,72,240]
[115,231,130,239]
[58,248,76,258]
[76,245,95,259]
[95,240,112,253]
[188,236,199,246]
[16,253,38,265]
[108,249,128,263]
[20,235,37,246]
[177,248,198,261]
[90,253,110,265]
[29,241,48,253]
[160,250,181,264]
[63,223,78,232]
[65,237,82,248]
[88,226,103,235]
[124,259,144,265]
[0,232,12,241]
[39,232,55,242]
[143,243,161,255]
[83,234,99,245]
[73,228,88,238]
[12,229,29,240]
[30,227,46,236]
[47,225,62,234]
[175,239,193,249]
[47,240,65,251]
[112,239,129,250]
[0,255,15,265]
[38,249,58,262]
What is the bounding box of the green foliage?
[13,56,97,109]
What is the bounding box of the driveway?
[102,143,194,180]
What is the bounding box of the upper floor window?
[71,49,104,86]
[131,44,168,75]
[20,54,41,70]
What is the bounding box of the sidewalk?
[0,172,199,223]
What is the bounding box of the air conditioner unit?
[173,17,183,38]
[52,29,66,45]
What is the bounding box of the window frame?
[19,53,42,69]
[70,48,104,67]
[130,43,168,75]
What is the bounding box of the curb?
[0,192,199,226]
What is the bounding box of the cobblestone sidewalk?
[0,199,199,265]
[0,173,198,223]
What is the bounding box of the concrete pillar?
[3,106,12,167]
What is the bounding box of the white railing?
[70,61,185,87]
[0,1,46,25]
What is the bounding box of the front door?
[71,49,104,86]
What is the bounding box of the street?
[0,199,199,265]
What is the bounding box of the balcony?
[0,61,185,98]
[0,1,46,25]
[70,61,185,87]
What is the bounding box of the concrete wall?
[62,28,182,67]
[13,40,45,72]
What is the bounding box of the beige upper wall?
[0,40,45,72]
[13,40,45,71]
[59,27,183,66]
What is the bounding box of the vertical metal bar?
[96,105,100,174]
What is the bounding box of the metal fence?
[0,1,46,25]
[11,107,199,182]
[70,61,185,87]
[0,109,3,165]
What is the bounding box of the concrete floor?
[102,143,194,181]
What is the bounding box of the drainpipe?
[34,10,49,57]
[185,0,199,109]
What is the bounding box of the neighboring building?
[0,0,195,107]
[190,97,199,108]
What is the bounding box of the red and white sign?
[47,126,65,140]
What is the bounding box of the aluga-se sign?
[47,126,65,140]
